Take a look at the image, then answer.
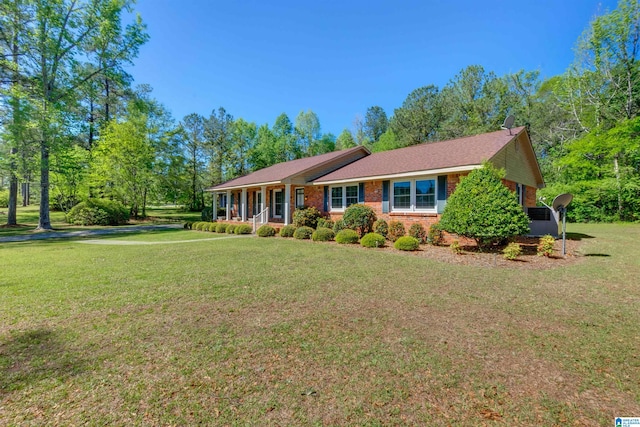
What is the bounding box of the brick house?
[207,126,544,231]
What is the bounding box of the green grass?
[1,223,639,425]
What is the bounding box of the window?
[295,188,305,208]
[330,185,359,211]
[515,183,524,206]
[273,190,283,217]
[416,179,435,209]
[391,178,437,212]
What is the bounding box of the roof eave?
[313,164,483,185]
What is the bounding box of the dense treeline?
[1,0,639,224]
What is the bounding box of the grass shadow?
[582,253,611,257]
[0,328,88,394]
[565,232,595,240]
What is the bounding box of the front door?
[273,190,283,218]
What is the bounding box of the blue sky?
[126,0,618,136]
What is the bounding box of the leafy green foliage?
[408,223,427,243]
[439,164,530,248]
[335,229,359,244]
[293,206,322,228]
[226,224,237,234]
[394,236,420,251]
[66,199,129,226]
[538,235,556,257]
[184,222,193,230]
[427,222,444,246]
[257,225,276,237]
[373,219,388,237]
[215,223,228,233]
[311,227,335,242]
[293,226,314,240]
[502,242,522,260]
[0,190,9,208]
[234,224,252,234]
[279,225,296,238]
[360,232,386,248]
[201,207,213,221]
[450,240,463,254]
[332,219,347,233]
[342,204,377,237]
[387,221,406,242]
[316,217,334,229]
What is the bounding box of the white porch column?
[241,188,247,222]
[212,194,217,220]
[261,186,267,221]
[225,190,231,221]
[284,184,291,225]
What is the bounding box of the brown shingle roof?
[208,146,368,191]
[314,127,527,183]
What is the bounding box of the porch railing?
[252,207,269,233]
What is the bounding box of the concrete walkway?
[0,224,184,243]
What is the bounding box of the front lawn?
[1,223,638,425]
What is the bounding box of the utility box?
[526,207,559,237]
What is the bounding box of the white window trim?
[273,189,283,218]
[295,187,305,208]
[329,184,359,212]
[391,177,437,213]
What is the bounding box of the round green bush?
[257,225,276,237]
[205,222,216,232]
[373,218,388,237]
[235,224,253,234]
[387,220,406,242]
[292,206,322,228]
[215,223,228,233]
[427,222,444,245]
[226,224,237,234]
[343,204,377,237]
[335,229,359,244]
[66,199,129,226]
[503,242,522,260]
[293,226,314,240]
[360,232,386,248]
[408,223,427,243]
[394,236,420,251]
[280,224,296,238]
[316,217,334,229]
[312,227,335,242]
[0,190,9,208]
[332,219,347,233]
[191,221,201,230]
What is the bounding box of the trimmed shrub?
[0,190,9,208]
[316,217,334,230]
[342,204,377,237]
[332,219,347,233]
[450,240,463,254]
[361,232,386,248]
[373,218,388,237]
[335,229,359,244]
[257,225,276,237]
[439,162,530,249]
[537,235,555,257]
[387,220,406,242]
[394,236,420,251]
[293,226,314,240]
[215,223,228,233]
[503,242,522,260]
[427,222,444,245]
[226,224,237,234]
[235,224,253,234]
[184,222,193,230]
[280,224,296,237]
[293,206,322,228]
[66,199,129,226]
[312,227,335,242]
[408,223,427,243]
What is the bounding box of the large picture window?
[330,184,359,211]
[295,188,305,208]
[392,178,437,212]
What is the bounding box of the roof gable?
[208,146,369,191]
[314,127,532,183]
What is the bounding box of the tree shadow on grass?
[0,328,87,394]
[565,232,595,240]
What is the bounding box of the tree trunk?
[37,138,52,230]
[614,154,623,220]
[7,147,18,226]
[142,187,147,218]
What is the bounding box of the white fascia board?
[312,164,482,186]
[209,180,281,192]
